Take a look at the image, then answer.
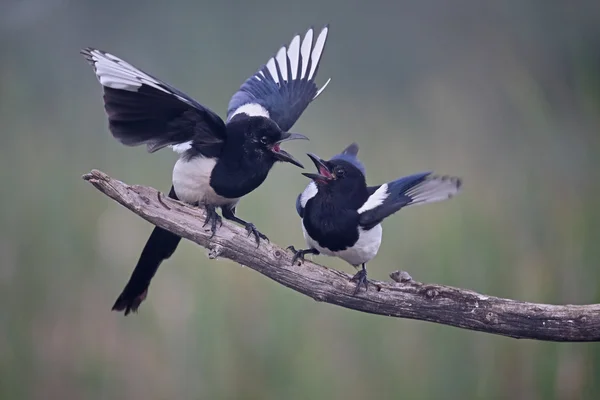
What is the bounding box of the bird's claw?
[287,246,304,265]
[245,223,268,247]
[350,268,369,295]
[210,216,223,238]
[286,246,318,265]
[203,206,222,238]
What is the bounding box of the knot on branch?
[390,270,414,283]
[208,245,223,259]
[81,169,600,342]
[485,312,499,325]
[422,287,440,300]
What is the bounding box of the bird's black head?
[227,115,307,168]
[302,153,367,196]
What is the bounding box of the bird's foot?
[287,246,319,265]
[350,268,369,295]
[245,223,269,246]
[203,205,222,238]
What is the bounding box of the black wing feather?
[82,48,226,156]
[227,26,330,132]
[359,173,462,230]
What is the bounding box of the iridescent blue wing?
[227,26,331,132]
[359,174,462,229]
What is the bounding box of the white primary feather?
[250,26,329,102]
[357,184,389,214]
[300,28,314,79]
[266,58,279,84]
[300,182,318,208]
[314,78,331,99]
[266,26,329,85]
[308,26,328,80]
[89,50,166,93]
[287,35,301,79]
[275,46,288,81]
[87,49,195,106]
[405,176,461,206]
[229,26,330,121]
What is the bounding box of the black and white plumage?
[227,26,330,131]
[290,143,462,294]
[82,26,330,315]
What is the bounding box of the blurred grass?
[1,0,600,399]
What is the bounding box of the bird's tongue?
[319,166,332,178]
[272,143,281,152]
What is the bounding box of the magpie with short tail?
[289,143,462,294]
[82,26,330,315]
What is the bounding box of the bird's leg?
[286,246,320,265]
[203,204,222,238]
[350,264,369,295]
[221,207,268,246]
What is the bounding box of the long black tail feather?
[112,187,182,315]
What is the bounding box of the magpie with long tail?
[289,143,462,294]
[82,26,330,315]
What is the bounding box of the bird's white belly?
[302,223,382,266]
[172,156,239,207]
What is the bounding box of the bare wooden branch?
[83,170,600,342]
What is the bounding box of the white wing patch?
[86,50,164,92]
[275,46,288,81]
[358,184,389,214]
[300,182,318,208]
[288,35,301,79]
[266,58,279,84]
[405,176,462,206]
[170,141,193,154]
[84,49,194,106]
[227,26,330,122]
[308,27,328,80]
[265,27,329,90]
[300,28,314,79]
[229,103,270,119]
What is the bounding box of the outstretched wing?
[82,48,226,157]
[359,173,462,229]
[331,143,366,176]
[227,26,331,132]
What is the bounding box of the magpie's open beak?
[302,153,334,182]
[271,132,308,168]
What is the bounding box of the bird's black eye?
[260,136,268,145]
[335,168,345,177]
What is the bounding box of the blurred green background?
[2,0,600,399]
